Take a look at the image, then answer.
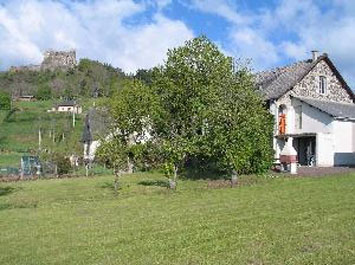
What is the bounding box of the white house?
[256,51,355,167]
[49,100,82,114]
[82,108,109,161]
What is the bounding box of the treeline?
[0,59,153,100]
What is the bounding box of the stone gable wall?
[291,60,352,103]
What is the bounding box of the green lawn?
[0,173,354,265]
[0,152,22,167]
[0,100,84,167]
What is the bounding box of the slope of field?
[0,173,354,265]
[0,100,84,167]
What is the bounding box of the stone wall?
[292,60,352,103]
[41,50,77,71]
[9,50,77,72]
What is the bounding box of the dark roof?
[294,96,355,119]
[58,100,77,106]
[81,113,92,143]
[255,55,354,101]
[81,108,110,142]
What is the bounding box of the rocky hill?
[0,57,128,99]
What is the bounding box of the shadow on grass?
[99,181,123,191]
[100,181,115,190]
[0,186,15,197]
[138,180,169,188]
[0,202,38,211]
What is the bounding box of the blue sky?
[1,0,355,87]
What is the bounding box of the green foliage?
[35,83,52,100]
[96,136,130,175]
[103,36,274,180]
[151,36,274,176]
[0,100,83,167]
[0,91,11,110]
[97,80,162,175]
[0,59,128,99]
[52,153,71,175]
[134,69,153,86]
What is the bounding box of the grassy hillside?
[0,172,354,264]
[0,59,128,99]
[0,100,84,167]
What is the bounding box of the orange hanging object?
[279,114,286,135]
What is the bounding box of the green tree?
[96,80,161,190]
[0,91,11,110]
[100,36,274,189]
[152,36,273,182]
[135,69,153,86]
[96,136,130,194]
[35,83,52,100]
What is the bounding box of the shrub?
[52,154,71,175]
[0,91,11,110]
[35,84,52,100]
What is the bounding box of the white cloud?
[186,0,281,69]
[268,0,355,87]
[186,0,250,25]
[229,27,280,70]
[188,0,355,87]
[0,0,193,72]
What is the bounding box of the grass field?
[0,172,354,265]
[0,100,84,167]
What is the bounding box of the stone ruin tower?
[41,50,77,71]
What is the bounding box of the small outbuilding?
[17,95,35,102]
[49,100,82,114]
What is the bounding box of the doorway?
[293,136,316,166]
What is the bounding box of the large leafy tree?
[99,36,274,189]
[151,36,236,184]
[152,36,273,181]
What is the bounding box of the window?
[319,76,327,94]
[295,105,302,130]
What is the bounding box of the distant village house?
[49,100,82,114]
[17,95,36,102]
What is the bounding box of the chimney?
[311,50,319,62]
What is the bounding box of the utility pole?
[10,90,14,111]
[38,128,42,151]
[72,110,75,127]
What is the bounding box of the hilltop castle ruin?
[10,50,77,72]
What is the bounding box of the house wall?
[332,120,355,166]
[316,133,335,167]
[291,98,333,134]
[58,106,73,112]
[57,106,82,114]
[84,140,101,161]
[292,60,353,103]
[270,58,355,166]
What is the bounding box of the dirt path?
[293,166,355,177]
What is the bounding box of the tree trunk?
[114,169,121,196]
[230,170,238,188]
[169,164,178,190]
[127,157,134,174]
[85,163,89,177]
